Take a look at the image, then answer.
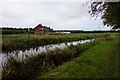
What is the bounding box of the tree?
[89,1,120,29]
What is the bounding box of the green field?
[2,33,97,52]
[1,33,119,79]
[37,39,119,78]
[2,33,118,51]
[1,33,117,41]
[2,33,85,41]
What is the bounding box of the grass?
[2,33,117,52]
[2,33,117,41]
[2,33,86,41]
[1,33,95,52]
[37,38,119,78]
[2,39,97,80]
[2,33,119,80]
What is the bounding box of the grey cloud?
[0,0,89,2]
[0,2,111,30]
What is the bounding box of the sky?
[0,0,114,31]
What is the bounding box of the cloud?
[0,2,111,30]
[0,0,90,2]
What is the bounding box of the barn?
[34,24,53,34]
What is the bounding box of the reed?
[2,40,97,80]
[2,33,111,52]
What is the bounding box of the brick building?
[34,24,53,34]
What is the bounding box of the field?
[38,39,119,78]
[2,33,90,41]
[1,33,120,80]
[1,33,104,52]
[2,33,118,52]
[1,33,117,41]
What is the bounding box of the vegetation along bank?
[2,33,114,52]
[2,34,119,80]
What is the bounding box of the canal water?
[0,39,94,67]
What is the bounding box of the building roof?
[34,24,50,29]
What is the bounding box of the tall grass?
[39,38,119,78]
[2,34,94,52]
[2,40,98,80]
[2,33,117,80]
[2,33,112,52]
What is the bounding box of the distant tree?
[2,27,34,34]
[89,1,120,29]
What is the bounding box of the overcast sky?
[0,0,113,31]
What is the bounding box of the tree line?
[1,27,119,34]
[1,27,34,34]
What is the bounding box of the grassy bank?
[2,39,98,80]
[2,33,117,41]
[2,33,119,80]
[2,33,114,52]
[37,38,119,78]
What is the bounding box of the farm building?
[34,24,53,34]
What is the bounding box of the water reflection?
[0,39,94,66]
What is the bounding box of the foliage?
[2,34,97,52]
[89,1,120,29]
[2,34,117,80]
[2,40,97,80]
[1,27,34,34]
[2,33,116,52]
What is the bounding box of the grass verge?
[2,39,97,80]
[37,39,119,78]
[2,33,113,52]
